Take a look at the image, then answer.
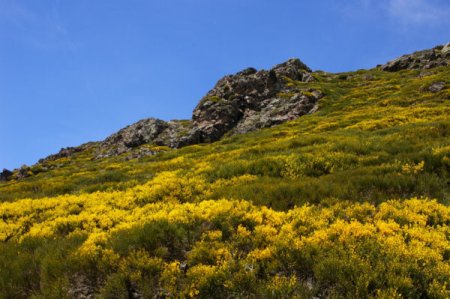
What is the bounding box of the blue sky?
[1,0,449,170]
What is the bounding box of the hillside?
[0,44,449,298]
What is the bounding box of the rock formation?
[191,58,321,142]
[380,43,449,72]
[7,43,449,171]
[96,119,199,158]
[93,57,322,158]
[38,146,87,163]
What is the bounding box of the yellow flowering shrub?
[1,193,449,298]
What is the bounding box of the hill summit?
[97,58,322,158]
[1,43,449,179]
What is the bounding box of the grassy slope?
[0,66,449,298]
[1,67,449,206]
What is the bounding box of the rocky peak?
[380,43,449,72]
[192,58,320,142]
[95,57,320,157]
[272,58,312,78]
[10,57,322,164]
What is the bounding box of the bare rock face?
[25,57,321,163]
[38,145,87,163]
[94,57,321,157]
[96,119,199,158]
[153,120,201,148]
[192,58,321,142]
[232,89,322,135]
[97,118,169,158]
[381,43,450,72]
[103,118,168,148]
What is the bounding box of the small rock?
[442,42,450,55]
[362,74,374,81]
[302,72,316,82]
[418,71,433,78]
[125,148,158,160]
[428,81,445,93]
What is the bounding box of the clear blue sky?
[1,0,449,170]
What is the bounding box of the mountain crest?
[6,43,449,173]
[94,57,321,158]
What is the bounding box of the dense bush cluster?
[1,191,449,298]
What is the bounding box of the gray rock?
[39,58,321,161]
[95,118,200,159]
[92,58,320,157]
[97,118,169,157]
[192,58,321,142]
[428,81,445,93]
[38,146,85,163]
[380,43,449,72]
[233,91,322,134]
[442,42,450,55]
[154,120,200,148]
[124,148,158,160]
[103,118,168,148]
[68,274,100,299]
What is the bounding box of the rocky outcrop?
[0,57,319,165]
[380,43,449,72]
[192,58,321,142]
[38,145,87,163]
[96,119,199,158]
[4,57,323,166]
[94,57,322,157]
[153,120,201,148]
[98,118,168,157]
[232,89,322,134]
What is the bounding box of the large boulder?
[192,58,321,142]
